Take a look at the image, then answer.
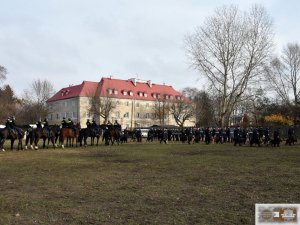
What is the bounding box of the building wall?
[48,96,195,129]
[48,97,80,125]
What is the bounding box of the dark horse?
[102,125,121,145]
[59,123,81,148]
[78,126,102,147]
[0,127,24,151]
[25,126,56,150]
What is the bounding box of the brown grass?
[0,142,299,225]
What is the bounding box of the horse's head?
[75,122,81,130]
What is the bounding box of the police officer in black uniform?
[86,119,91,128]
[61,117,67,128]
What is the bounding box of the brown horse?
[59,123,81,148]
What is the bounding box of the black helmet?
[87,119,90,121]
[63,117,66,119]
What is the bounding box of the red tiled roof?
[47,81,98,102]
[48,77,184,102]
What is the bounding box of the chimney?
[147,80,152,87]
[129,78,137,86]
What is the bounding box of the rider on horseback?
[6,116,23,136]
[42,118,51,136]
[67,118,76,134]
[36,119,42,129]
[114,120,121,130]
[86,119,91,128]
[61,117,67,128]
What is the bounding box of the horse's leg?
[51,137,55,149]
[43,138,46,149]
[0,139,5,152]
[34,137,39,150]
[60,136,64,148]
[11,139,14,150]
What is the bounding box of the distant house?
[47,77,195,129]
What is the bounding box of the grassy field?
[0,141,299,225]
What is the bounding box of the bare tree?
[0,65,7,84]
[89,95,116,124]
[186,4,274,127]
[265,42,300,122]
[152,96,170,125]
[182,87,215,127]
[169,99,195,127]
[21,79,55,122]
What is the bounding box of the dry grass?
[0,142,299,225]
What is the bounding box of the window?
[139,92,143,97]
[136,112,140,118]
[107,89,112,94]
[144,93,148,97]
[124,112,129,118]
[56,114,60,119]
[115,111,120,119]
[129,91,133,96]
[114,89,118,95]
[123,90,127,95]
[125,101,129,106]
[72,112,77,118]
[145,113,150,119]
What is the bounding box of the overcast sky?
[1,0,300,96]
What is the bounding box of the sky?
[0,0,300,97]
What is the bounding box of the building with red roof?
[47,77,195,128]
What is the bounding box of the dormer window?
[122,90,127,95]
[170,95,173,100]
[114,89,118,95]
[107,89,112,94]
[129,91,133,96]
[144,93,147,97]
[152,93,156,98]
[176,95,182,100]
[165,95,169,100]
[139,92,143,97]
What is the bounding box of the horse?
[0,127,24,151]
[102,125,121,145]
[49,125,61,144]
[34,127,56,150]
[59,123,81,148]
[78,126,102,147]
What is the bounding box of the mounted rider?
[36,119,42,129]
[42,118,51,136]
[5,116,23,136]
[86,119,91,128]
[114,120,121,130]
[61,117,67,128]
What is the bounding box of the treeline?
[0,66,55,124]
